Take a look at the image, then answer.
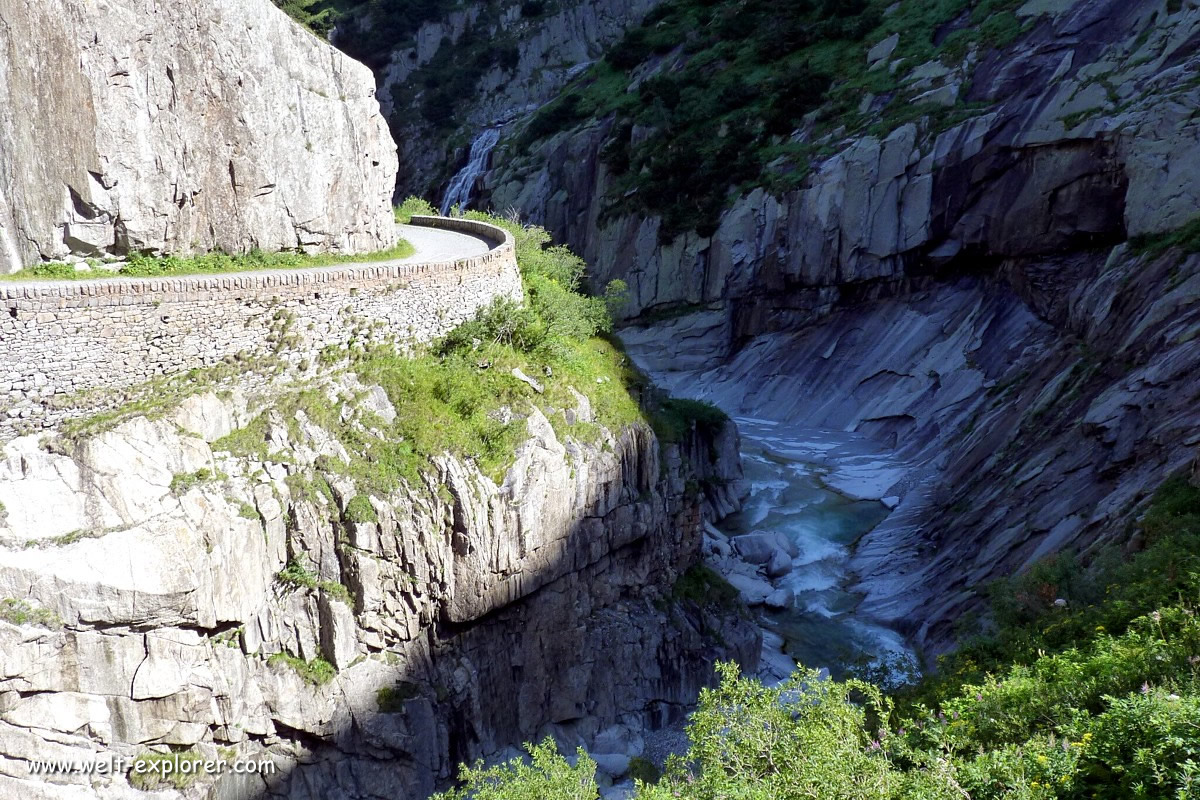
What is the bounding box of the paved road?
[0,222,496,289]
[395,223,492,263]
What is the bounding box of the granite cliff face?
[346,0,660,203]
[0,0,398,273]
[472,0,1200,655]
[486,0,1200,320]
[0,378,755,798]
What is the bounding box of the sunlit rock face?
[479,0,1200,659]
[0,0,398,273]
[0,382,757,798]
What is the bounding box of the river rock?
[764,588,795,610]
[592,752,632,778]
[725,573,775,606]
[732,533,779,564]
[765,549,793,579]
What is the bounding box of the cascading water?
[440,127,501,216]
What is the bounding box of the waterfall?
[440,127,501,216]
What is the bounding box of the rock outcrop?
[0,0,398,273]
[579,0,1200,657]
[486,0,1200,321]
[355,0,661,202]
[0,375,756,798]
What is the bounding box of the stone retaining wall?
[0,216,521,437]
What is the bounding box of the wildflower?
[1037,755,1049,765]
[1141,682,1151,695]
[869,740,881,751]
[1152,610,1162,622]
[1168,693,1181,701]
[976,694,983,702]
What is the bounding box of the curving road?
[394,222,492,263]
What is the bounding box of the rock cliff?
[0,0,398,273]
[475,0,1200,656]
[0,374,755,798]
[487,0,1199,320]
[344,0,660,202]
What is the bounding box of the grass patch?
[267,652,337,685]
[169,468,223,496]
[0,598,62,629]
[671,564,741,611]
[3,240,414,282]
[128,749,208,791]
[344,495,378,524]
[376,681,422,712]
[1129,215,1200,259]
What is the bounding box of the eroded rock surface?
[0,0,398,273]
[0,379,756,798]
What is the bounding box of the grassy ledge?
[2,240,415,282]
[205,203,727,490]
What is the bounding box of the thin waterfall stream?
[440,127,502,215]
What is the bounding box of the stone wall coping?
[0,215,516,303]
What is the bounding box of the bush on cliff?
[205,203,728,488]
[431,475,1200,799]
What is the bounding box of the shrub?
[267,652,336,686]
[431,738,598,800]
[344,495,379,524]
[0,598,62,629]
[128,749,207,791]
[395,196,437,223]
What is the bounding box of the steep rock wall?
[0,378,756,798]
[486,0,1199,322]
[0,0,398,273]
[354,0,661,201]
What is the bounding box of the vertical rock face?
[355,0,662,201]
[0,380,757,798]
[484,0,1200,321]
[0,0,399,273]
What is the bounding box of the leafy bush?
[432,738,598,800]
[0,598,62,629]
[267,652,337,685]
[344,495,379,524]
[395,196,437,223]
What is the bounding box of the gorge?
[0,0,1199,797]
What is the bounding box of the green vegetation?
[128,749,208,791]
[0,598,63,629]
[267,651,337,685]
[344,494,379,524]
[169,468,222,496]
[433,474,1200,799]
[206,205,724,492]
[395,196,437,223]
[4,240,414,282]
[275,558,353,604]
[376,681,421,712]
[1130,215,1200,259]
[516,0,1029,239]
[670,564,740,611]
[433,739,598,800]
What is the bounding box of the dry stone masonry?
[0,217,521,438]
